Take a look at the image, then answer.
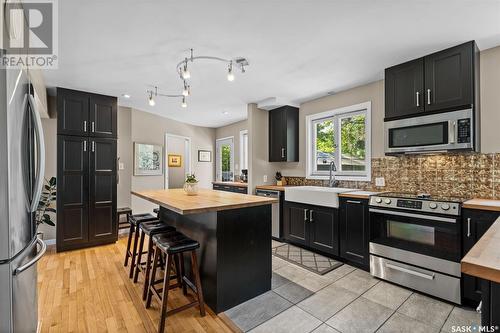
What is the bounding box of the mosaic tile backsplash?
[284,153,500,200]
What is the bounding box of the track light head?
[227,61,235,82]
[148,91,155,106]
[182,81,190,96]
[181,96,187,108]
[181,60,191,79]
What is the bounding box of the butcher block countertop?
[462,216,500,283]
[212,181,248,187]
[463,198,500,212]
[131,188,277,215]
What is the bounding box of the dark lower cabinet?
[462,209,500,304]
[339,198,370,269]
[212,183,248,194]
[481,280,500,327]
[283,201,338,255]
[57,123,118,251]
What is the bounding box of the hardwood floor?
[38,235,234,333]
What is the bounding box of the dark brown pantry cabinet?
[57,88,118,252]
[269,106,299,162]
[385,41,479,120]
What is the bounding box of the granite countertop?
[212,181,248,187]
[463,198,500,212]
[461,216,500,283]
[131,188,276,215]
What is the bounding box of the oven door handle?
[369,208,457,223]
[385,263,435,280]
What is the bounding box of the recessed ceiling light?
[222,111,229,115]
[122,94,131,99]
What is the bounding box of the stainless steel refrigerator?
[0,62,47,332]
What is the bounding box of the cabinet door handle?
[346,200,361,204]
[83,140,87,152]
[304,209,308,221]
[281,148,285,158]
[427,89,431,105]
[309,210,313,222]
[91,121,95,133]
[467,217,471,238]
[416,91,420,107]
[91,141,95,152]
[83,120,87,132]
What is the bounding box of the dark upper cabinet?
[385,41,478,120]
[57,135,89,250]
[339,198,369,268]
[89,94,117,138]
[269,106,299,162]
[57,88,90,136]
[424,41,475,112]
[57,88,117,138]
[309,206,339,256]
[385,58,424,119]
[462,209,500,304]
[89,138,117,242]
[283,201,338,255]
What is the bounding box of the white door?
[216,137,234,181]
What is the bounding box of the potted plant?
[183,174,199,196]
[36,177,57,239]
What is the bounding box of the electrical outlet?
[375,177,385,187]
[263,175,268,182]
[119,163,125,170]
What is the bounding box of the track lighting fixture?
[182,81,190,96]
[181,59,191,79]
[146,86,186,108]
[181,96,187,108]
[148,90,156,106]
[227,61,235,82]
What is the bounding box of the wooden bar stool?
[146,232,205,333]
[117,207,132,230]
[133,221,176,293]
[124,213,158,278]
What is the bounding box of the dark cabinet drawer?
[212,184,247,194]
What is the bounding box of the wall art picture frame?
[198,150,212,162]
[134,142,163,176]
[168,154,182,167]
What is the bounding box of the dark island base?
[159,204,272,313]
[481,280,500,326]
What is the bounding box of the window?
[240,130,248,170]
[216,137,234,181]
[306,102,371,181]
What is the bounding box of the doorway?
[216,137,234,181]
[164,134,192,189]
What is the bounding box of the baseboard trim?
[43,239,56,245]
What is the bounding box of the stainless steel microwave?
[384,109,477,154]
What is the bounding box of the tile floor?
[224,240,481,333]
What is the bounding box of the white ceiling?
[43,0,500,128]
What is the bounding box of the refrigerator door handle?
[14,238,46,275]
[28,94,46,213]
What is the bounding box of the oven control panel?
[369,196,460,216]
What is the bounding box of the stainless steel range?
[369,192,465,304]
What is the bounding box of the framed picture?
[134,142,163,176]
[198,150,212,162]
[168,154,182,167]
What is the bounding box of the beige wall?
[479,46,500,153]
[39,118,57,240]
[215,119,248,175]
[130,109,215,213]
[247,104,279,193]
[166,135,189,189]
[117,106,132,208]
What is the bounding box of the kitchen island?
[131,188,277,313]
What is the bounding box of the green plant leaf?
[45,208,56,213]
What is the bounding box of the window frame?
[239,129,248,171]
[306,101,371,181]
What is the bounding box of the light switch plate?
[263,175,268,182]
[375,177,385,187]
[119,163,125,170]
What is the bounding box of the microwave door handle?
[449,120,456,144]
[28,94,46,213]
